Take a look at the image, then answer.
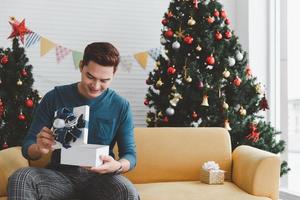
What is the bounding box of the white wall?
[1,0,267,127]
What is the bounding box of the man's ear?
[79,60,84,72]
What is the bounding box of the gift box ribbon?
[52,107,87,148]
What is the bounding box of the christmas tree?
[144,0,289,175]
[0,18,40,150]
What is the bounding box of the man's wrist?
[113,161,123,175]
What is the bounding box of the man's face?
[78,60,115,99]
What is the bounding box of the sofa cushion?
[125,127,232,183]
[135,181,271,200]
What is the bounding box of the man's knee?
[8,167,37,187]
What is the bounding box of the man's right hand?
[36,127,55,154]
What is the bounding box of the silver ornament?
[172,41,180,50]
[236,51,243,61]
[228,57,236,67]
[166,107,175,116]
[53,118,66,129]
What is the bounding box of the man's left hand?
[87,155,122,174]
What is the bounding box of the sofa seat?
[136,181,271,200]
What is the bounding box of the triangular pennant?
[148,47,162,60]
[72,50,83,69]
[120,55,134,72]
[25,32,41,48]
[40,37,55,56]
[56,45,71,63]
[134,51,148,69]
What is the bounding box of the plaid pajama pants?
[7,167,140,200]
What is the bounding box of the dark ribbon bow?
[53,107,85,148]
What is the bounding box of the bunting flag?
[120,55,134,72]
[40,37,56,56]
[72,50,83,69]
[25,32,41,48]
[56,45,71,63]
[148,47,162,60]
[134,52,148,69]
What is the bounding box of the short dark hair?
[82,42,120,72]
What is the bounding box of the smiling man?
[8,42,140,200]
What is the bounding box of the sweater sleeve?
[116,100,136,170]
[22,91,54,160]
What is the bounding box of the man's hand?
[87,155,122,174]
[36,127,55,154]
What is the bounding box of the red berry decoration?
[233,77,242,86]
[167,66,176,75]
[21,69,28,76]
[213,9,220,17]
[167,12,173,18]
[259,95,269,111]
[162,19,168,26]
[207,16,215,24]
[18,113,26,121]
[144,99,149,106]
[1,55,8,65]
[192,111,198,119]
[2,142,8,149]
[245,66,252,76]
[165,29,174,38]
[225,18,231,25]
[220,9,227,18]
[206,55,215,65]
[163,116,169,123]
[215,31,222,40]
[25,99,34,108]
[225,30,232,39]
[184,35,194,44]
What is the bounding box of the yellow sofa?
[0,128,280,200]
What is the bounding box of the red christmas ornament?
[163,116,169,123]
[259,95,269,111]
[167,66,176,75]
[1,55,8,65]
[18,113,26,121]
[191,111,198,119]
[206,55,215,65]
[213,9,220,17]
[165,29,174,38]
[0,100,4,116]
[8,18,31,44]
[144,99,149,106]
[25,99,34,108]
[233,77,242,86]
[207,16,215,24]
[21,69,28,76]
[225,18,231,25]
[193,0,198,9]
[245,66,252,76]
[215,31,222,40]
[184,35,194,44]
[225,30,232,39]
[161,19,168,26]
[2,142,8,149]
[220,9,227,19]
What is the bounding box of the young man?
[8,42,140,200]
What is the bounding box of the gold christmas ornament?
[188,17,196,26]
[170,97,180,107]
[224,119,232,131]
[158,111,163,117]
[171,85,177,92]
[17,79,23,86]
[185,76,192,83]
[201,95,209,106]
[156,79,164,87]
[223,102,229,110]
[146,118,152,123]
[223,69,230,78]
[255,84,263,94]
[239,106,247,116]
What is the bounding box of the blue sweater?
[22,83,136,170]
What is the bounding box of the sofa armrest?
[232,145,280,200]
[0,147,29,197]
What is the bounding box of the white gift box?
[61,144,109,167]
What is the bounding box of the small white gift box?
[61,144,109,167]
